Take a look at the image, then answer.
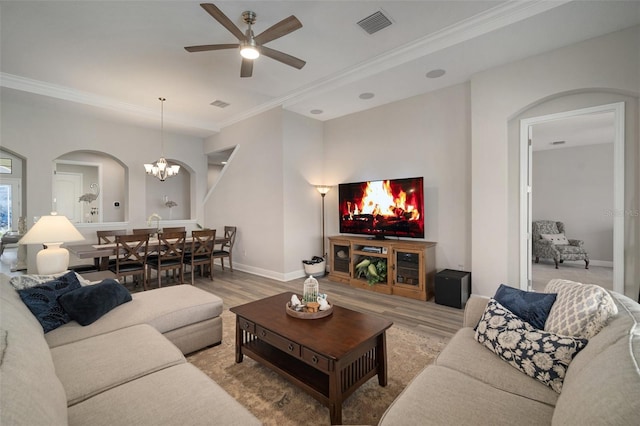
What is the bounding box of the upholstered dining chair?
[213,226,237,271]
[146,231,186,288]
[109,234,150,290]
[532,220,589,269]
[183,229,216,285]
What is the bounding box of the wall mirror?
[53,151,126,224]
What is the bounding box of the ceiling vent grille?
[210,100,230,108]
[357,11,392,35]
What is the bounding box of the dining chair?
[213,226,237,271]
[109,234,150,291]
[183,229,216,285]
[132,228,157,236]
[97,229,128,244]
[162,226,186,233]
[95,229,128,271]
[146,231,186,288]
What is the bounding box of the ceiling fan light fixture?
[240,40,260,59]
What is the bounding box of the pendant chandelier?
[144,97,180,181]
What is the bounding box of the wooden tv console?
[328,235,437,301]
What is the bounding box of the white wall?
[323,83,472,273]
[203,108,325,281]
[533,144,614,263]
[471,26,639,298]
[204,108,286,278]
[282,111,325,278]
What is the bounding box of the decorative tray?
[286,301,333,319]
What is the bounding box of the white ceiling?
[532,112,615,152]
[1,1,639,138]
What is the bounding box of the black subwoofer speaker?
[435,269,471,309]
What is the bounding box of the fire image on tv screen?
[338,177,424,239]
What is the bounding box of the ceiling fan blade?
[253,15,302,45]
[184,43,239,52]
[200,3,246,41]
[240,58,254,78]
[260,46,306,70]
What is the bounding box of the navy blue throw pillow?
[58,279,132,326]
[18,271,82,333]
[493,284,557,330]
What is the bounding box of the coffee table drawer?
[301,347,330,372]
[238,317,255,334]
[256,325,300,357]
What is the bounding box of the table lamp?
[19,212,85,274]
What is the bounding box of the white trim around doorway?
[519,102,625,294]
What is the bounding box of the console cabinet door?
[392,248,426,300]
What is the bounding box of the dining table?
[67,236,229,271]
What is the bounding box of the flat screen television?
[338,177,424,239]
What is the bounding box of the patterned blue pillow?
[475,298,588,393]
[494,284,557,329]
[17,271,82,333]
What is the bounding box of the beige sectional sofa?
[0,274,260,425]
[380,282,640,425]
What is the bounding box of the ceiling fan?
[185,3,306,78]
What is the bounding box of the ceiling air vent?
[357,10,392,35]
[210,100,230,108]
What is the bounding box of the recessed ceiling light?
[426,69,446,79]
[310,109,323,115]
[359,92,375,100]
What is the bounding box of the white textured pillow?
[544,279,617,339]
[9,272,92,290]
[540,233,569,245]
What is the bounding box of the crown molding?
[0,73,220,134]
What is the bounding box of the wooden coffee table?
[230,292,393,425]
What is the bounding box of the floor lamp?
[315,186,331,259]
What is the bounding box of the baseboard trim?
[589,260,614,268]
[213,260,306,282]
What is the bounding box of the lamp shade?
[315,185,331,195]
[19,214,85,245]
[19,213,85,275]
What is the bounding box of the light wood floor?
[0,247,463,339]
[192,268,463,339]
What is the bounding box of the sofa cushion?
[46,284,224,349]
[379,365,554,426]
[17,271,82,332]
[51,324,185,406]
[494,284,557,329]
[552,291,640,425]
[58,279,132,326]
[0,278,68,426]
[68,363,261,426]
[475,299,588,393]
[544,279,617,338]
[436,328,559,406]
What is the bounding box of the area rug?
[187,310,450,425]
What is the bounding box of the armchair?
[532,220,589,269]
